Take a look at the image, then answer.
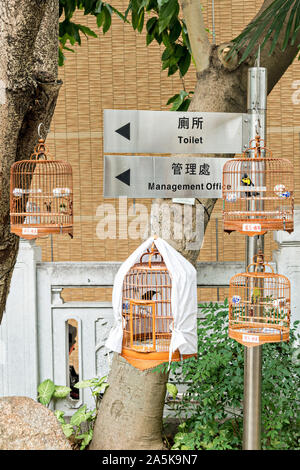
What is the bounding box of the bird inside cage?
[241,173,260,198]
[24,201,40,225]
[44,201,52,213]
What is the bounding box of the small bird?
[44,201,52,212]
[59,202,67,214]
[251,287,261,305]
[141,289,160,300]
[241,173,259,198]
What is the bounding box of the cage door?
[129,300,156,352]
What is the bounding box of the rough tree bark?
[90,354,168,450]
[91,0,300,450]
[0,0,61,323]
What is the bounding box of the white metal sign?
[104,109,248,154]
[104,155,230,198]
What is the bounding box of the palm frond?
[227,0,300,63]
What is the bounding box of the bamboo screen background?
[37,0,300,303]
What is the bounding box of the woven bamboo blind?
[35,0,300,303]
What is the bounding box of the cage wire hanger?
[37,122,50,140]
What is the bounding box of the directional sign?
[104,109,248,154]
[104,155,230,199]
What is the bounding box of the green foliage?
[53,385,73,399]
[37,379,56,405]
[127,0,192,78]
[38,375,108,450]
[38,379,70,405]
[54,407,96,449]
[59,0,194,106]
[166,89,193,111]
[229,0,300,63]
[168,301,300,450]
[59,0,127,65]
[166,382,178,400]
[75,375,109,400]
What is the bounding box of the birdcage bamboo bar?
[223,136,294,236]
[10,139,73,239]
[229,252,290,347]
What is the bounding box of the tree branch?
[180,0,211,73]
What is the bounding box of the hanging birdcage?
[228,252,290,347]
[223,136,294,236]
[10,138,73,239]
[121,242,196,370]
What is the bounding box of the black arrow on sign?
[115,122,130,140]
[116,168,130,186]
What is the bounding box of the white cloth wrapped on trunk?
[105,237,198,357]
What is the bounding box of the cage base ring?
[11,224,73,239]
[121,347,196,370]
[229,324,289,347]
[224,219,293,236]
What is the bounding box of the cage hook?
[38,122,50,139]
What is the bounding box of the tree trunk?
[90,354,168,450]
[0,0,61,323]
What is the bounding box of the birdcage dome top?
[105,237,198,358]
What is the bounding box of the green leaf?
[158,0,179,34]
[53,385,72,399]
[283,1,299,50]
[157,0,170,7]
[95,0,103,13]
[169,18,181,42]
[103,6,112,34]
[58,47,65,67]
[146,33,154,45]
[76,429,93,450]
[166,89,189,110]
[62,423,74,438]
[132,8,139,30]
[38,379,55,406]
[178,51,191,77]
[162,47,172,61]
[75,379,97,389]
[78,24,98,38]
[97,10,105,27]
[146,17,157,34]
[92,382,109,395]
[167,382,178,400]
[177,98,191,111]
[54,410,66,425]
[70,405,88,426]
[166,93,180,105]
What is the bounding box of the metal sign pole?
[243,65,267,450]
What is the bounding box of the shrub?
[168,300,300,450]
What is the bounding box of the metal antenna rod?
[212,0,216,44]
[244,65,267,450]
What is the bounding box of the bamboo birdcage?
[10,139,73,239]
[228,252,290,347]
[223,136,294,236]
[121,242,196,370]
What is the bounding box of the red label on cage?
[242,223,261,232]
[22,227,38,236]
[242,334,259,344]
